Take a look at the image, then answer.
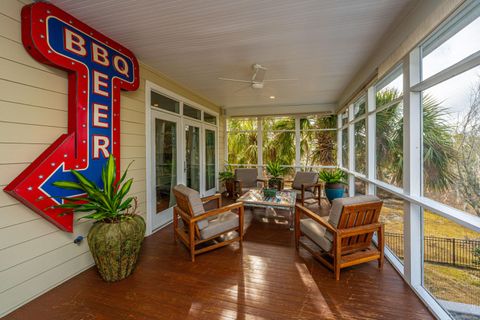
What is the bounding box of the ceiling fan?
[218,64,297,89]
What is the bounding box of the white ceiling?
[51,0,416,109]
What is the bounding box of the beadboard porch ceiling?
[50,0,416,110]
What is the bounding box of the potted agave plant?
[53,155,145,282]
[319,168,347,202]
[266,160,287,191]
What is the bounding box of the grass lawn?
[424,263,480,306]
[378,198,480,307]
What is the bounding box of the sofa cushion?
[293,172,318,191]
[200,211,239,240]
[235,168,258,188]
[173,184,209,230]
[300,218,332,252]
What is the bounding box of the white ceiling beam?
[223,103,336,117]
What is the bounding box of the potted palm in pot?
[319,168,347,202]
[266,160,287,191]
[219,164,235,197]
[53,155,145,282]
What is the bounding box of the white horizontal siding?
[0,0,221,317]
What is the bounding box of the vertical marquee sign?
[4,3,139,232]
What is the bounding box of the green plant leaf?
[106,155,116,195]
[53,154,134,222]
[115,160,133,188]
[52,181,84,190]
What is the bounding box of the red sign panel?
[4,3,139,232]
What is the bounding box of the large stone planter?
[87,214,145,282]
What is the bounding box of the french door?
[149,111,218,233]
[183,121,217,196]
[150,110,181,231]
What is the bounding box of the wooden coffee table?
[237,189,297,230]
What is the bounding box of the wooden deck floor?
[6,200,433,320]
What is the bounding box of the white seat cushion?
[300,218,332,252]
[293,189,315,200]
[241,187,251,194]
[200,211,239,240]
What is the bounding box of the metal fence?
[385,232,480,269]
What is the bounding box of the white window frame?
[336,2,480,318]
[226,115,337,175]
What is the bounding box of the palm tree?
[300,115,337,168]
[375,89,404,185]
[374,88,456,191]
[227,119,258,165]
[422,95,456,191]
[263,117,296,166]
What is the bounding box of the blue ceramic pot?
[325,183,345,202]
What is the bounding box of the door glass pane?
[151,91,179,114]
[155,119,177,213]
[185,125,200,191]
[205,129,216,191]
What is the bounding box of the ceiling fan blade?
[218,77,251,83]
[233,84,252,95]
[263,78,298,82]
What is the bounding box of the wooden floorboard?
[5,198,434,320]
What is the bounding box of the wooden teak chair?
[234,168,267,197]
[173,184,244,261]
[287,171,322,206]
[295,195,384,280]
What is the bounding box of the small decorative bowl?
[263,188,277,198]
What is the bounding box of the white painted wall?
[0,0,220,316]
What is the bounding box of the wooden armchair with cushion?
[295,195,384,280]
[234,168,267,197]
[173,184,244,262]
[289,171,322,206]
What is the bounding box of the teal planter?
[325,184,345,202]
